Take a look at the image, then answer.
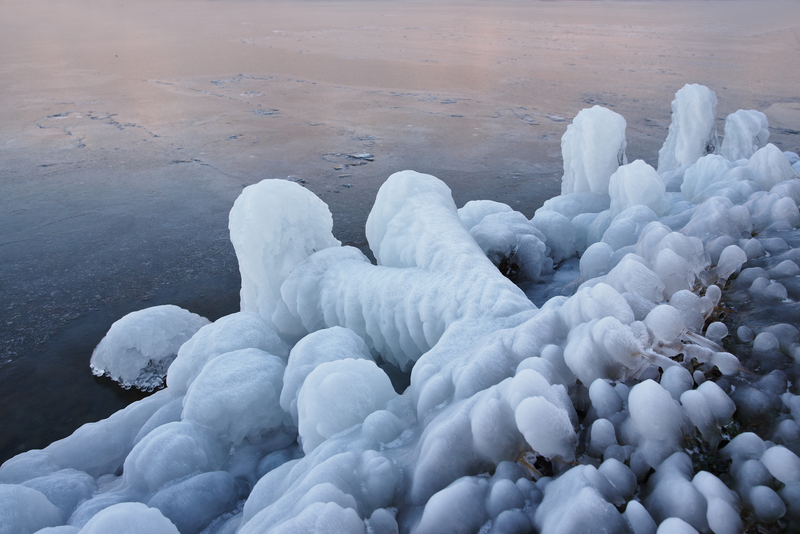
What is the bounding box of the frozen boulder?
[560,105,628,196]
[90,305,209,391]
[657,84,719,173]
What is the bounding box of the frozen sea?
[1,0,799,466]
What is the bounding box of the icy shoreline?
[2,84,800,534]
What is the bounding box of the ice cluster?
[3,83,800,534]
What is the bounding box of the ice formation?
[90,305,210,391]
[3,84,800,534]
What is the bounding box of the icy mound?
[90,305,209,391]
[4,83,800,534]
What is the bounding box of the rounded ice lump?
[89,304,209,391]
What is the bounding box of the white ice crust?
[5,84,800,534]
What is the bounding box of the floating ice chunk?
[760,445,800,484]
[297,359,397,453]
[721,110,769,161]
[77,502,179,534]
[182,348,288,445]
[745,143,798,191]
[147,471,237,534]
[457,199,513,231]
[560,106,628,196]
[90,305,209,391]
[166,311,287,395]
[229,179,340,329]
[657,84,719,173]
[0,484,62,533]
[609,160,668,219]
[281,327,371,424]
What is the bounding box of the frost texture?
[4,86,800,534]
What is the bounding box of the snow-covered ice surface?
[3,84,800,533]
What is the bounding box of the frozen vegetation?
[3,83,800,534]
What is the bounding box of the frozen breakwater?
[2,83,800,534]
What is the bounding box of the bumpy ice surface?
[3,83,800,534]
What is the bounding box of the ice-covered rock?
[658,84,719,173]
[90,305,209,391]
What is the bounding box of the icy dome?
[3,83,800,534]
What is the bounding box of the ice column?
[720,109,769,161]
[657,84,719,173]
[229,179,340,330]
[560,105,628,195]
